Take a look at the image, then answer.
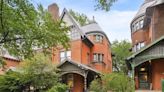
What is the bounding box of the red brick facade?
[49,3,112,92]
[129,0,164,91]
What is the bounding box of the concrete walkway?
[135,90,161,92]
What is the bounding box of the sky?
[32,0,144,42]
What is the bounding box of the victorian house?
[48,3,112,92]
[126,0,164,91]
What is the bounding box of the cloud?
[33,0,137,42]
[86,10,137,42]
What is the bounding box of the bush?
[162,79,164,92]
[47,83,68,92]
[90,73,134,92]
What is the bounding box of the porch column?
[131,63,135,90]
[84,71,88,92]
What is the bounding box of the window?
[132,19,144,33]
[139,20,144,28]
[94,35,103,43]
[93,53,104,62]
[69,25,80,40]
[133,42,145,52]
[136,22,139,30]
[60,51,71,62]
[140,42,145,48]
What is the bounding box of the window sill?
[92,61,106,65]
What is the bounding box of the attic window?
[94,35,103,43]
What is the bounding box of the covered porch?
[127,36,164,91]
[57,60,100,92]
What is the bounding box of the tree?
[90,73,134,92]
[111,40,132,74]
[0,0,69,58]
[95,0,117,11]
[69,9,89,26]
[0,54,67,92]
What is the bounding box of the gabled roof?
[60,8,111,45]
[127,36,164,60]
[57,59,100,74]
[60,8,85,37]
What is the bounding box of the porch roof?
[57,59,100,75]
[126,36,164,69]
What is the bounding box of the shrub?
[89,73,134,92]
[162,79,164,92]
[47,83,68,92]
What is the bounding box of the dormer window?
[94,35,103,43]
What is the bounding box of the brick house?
[0,3,112,92]
[126,0,164,91]
[49,3,112,92]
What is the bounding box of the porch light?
[140,68,145,71]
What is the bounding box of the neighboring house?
[126,0,164,91]
[48,3,112,92]
[0,50,20,74]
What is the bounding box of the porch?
[126,37,164,91]
[57,59,100,92]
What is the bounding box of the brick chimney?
[48,3,59,21]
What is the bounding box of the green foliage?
[69,9,89,26]
[90,73,134,92]
[47,83,68,92]
[95,0,117,11]
[0,54,66,92]
[0,0,69,58]
[112,40,132,74]
[89,78,102,92]
[162,79,164,92]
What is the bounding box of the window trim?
[60,50,71,62]
[93,53,104,63]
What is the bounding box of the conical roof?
[132,0,156,22]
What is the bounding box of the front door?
[138,71,149,89]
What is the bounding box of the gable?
[62,12,74,26]
[59,62,85,76]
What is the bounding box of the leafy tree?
[111,40,132,74]
[69,9,90,26]
[95,0,117,11]
[0,54,67,92]
[90,73,134,92]
[0,0,69,58]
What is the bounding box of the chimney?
[48,3,59,21]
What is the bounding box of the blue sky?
[32,0,144,42]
